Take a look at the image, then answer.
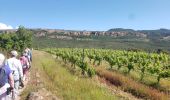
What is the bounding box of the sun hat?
[11,50,18,57]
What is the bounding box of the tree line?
[0,26,33,53]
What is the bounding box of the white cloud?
[0,23,13,30]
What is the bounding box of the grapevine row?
[45,48,170,83]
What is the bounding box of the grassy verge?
[95,67,169,100]
[99,60,170,92]
[21,50,121,100]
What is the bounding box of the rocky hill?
[31,28,147,38]
[1,28,170,40]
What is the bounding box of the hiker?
[24,48,32,69]
[0,53,14,100]
[28,48,32,62]
[25,49,30,61]
[20,53,29,81]
[7,50,23,99]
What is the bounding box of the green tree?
[16,26,33,52]
[0,33,13,51]
[0,26,33,52]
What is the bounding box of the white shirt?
[7,57,23,79]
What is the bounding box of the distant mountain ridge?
[108,28,170,36]
[1,28,170,40]
[2,28,169,51]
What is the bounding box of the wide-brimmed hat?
[11,50,18,57]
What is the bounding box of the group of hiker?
[0,48,32,100]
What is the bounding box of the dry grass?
[92,60,170,93]
[96,67,170,100]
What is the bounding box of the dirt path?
[17,73,30,100]
[18,51,60,100]
[18,70,59,100]
[26,71,59,100]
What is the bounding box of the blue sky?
[0,0,170,31]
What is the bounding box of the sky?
[0,0,170,31]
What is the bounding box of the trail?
[18,51,59,100]
[17,72,30,100]
[25,71,59,100]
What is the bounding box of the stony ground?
[18,69,59,100]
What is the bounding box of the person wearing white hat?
[7,50,23,99]
[0,53,14,100]
[24,48,32,67]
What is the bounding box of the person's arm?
[8,73,15,99]
[6,63,14,88]
[18,60,23,80]
[9,73,14,89]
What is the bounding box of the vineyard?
[45,48,170,83]
[44,48,170,99]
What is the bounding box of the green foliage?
[45,48,97,77]
[127,62,135,73]
[0,33,14,51]
[45,48,170,84]
[0,26,33,52]
[16,26,33,52]
[87,68,96,77]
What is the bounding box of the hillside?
[1,28,170,51]
[1,28,170,39]
[31,28,170,52]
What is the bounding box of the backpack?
[0,67,7,87]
